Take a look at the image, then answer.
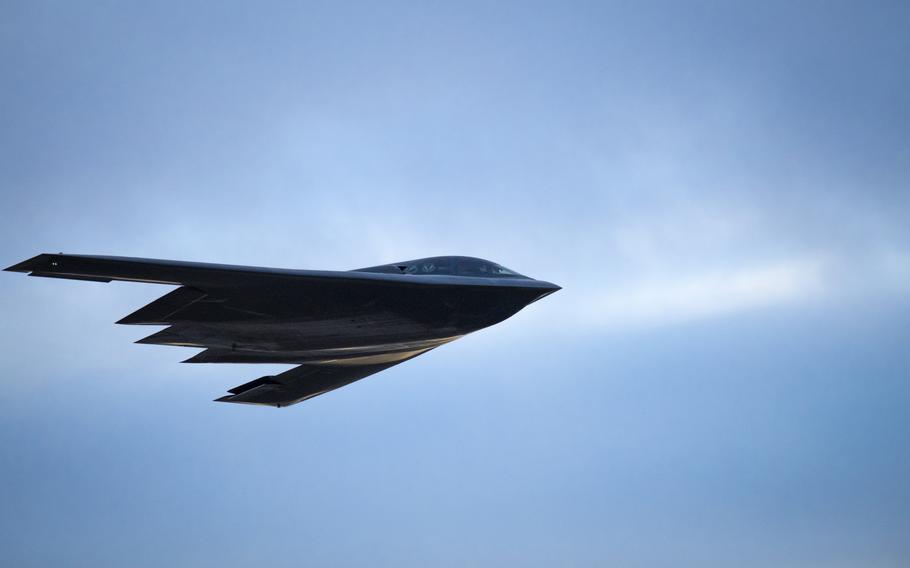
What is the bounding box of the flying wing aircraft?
[5,253,560,407]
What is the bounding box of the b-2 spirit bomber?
[6,253,560,408]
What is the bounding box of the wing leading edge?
[4,253,377,287]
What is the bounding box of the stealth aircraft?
[5,254,560,407]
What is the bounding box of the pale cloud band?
[578,258,826,330]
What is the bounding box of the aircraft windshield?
[356,256,526,278]
[400,258,523,278]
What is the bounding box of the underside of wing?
[114,279,461,406]
[214,354,428,407]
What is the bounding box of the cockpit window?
[358,257,525,278]
[454,259,522,278]
[418,260,454,274]
[490,263,519,276]
[455,259,490,276]
[399,262,453,274]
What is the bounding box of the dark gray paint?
[5,253,560,407]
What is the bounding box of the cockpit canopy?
[355,256,527,279]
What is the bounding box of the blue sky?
[1,1,909,566]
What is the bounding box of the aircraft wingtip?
[213,395,283,408]
[4,254,46,273]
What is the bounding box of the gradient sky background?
[2,1,909,566]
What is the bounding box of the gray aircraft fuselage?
[5,253,560,406]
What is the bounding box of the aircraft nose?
[540,281,561,293]
[526,281,561,304]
